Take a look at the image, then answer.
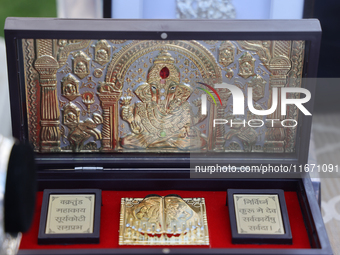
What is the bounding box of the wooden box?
[4,18,332,255]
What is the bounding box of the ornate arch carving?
[100,40,222,151]
[105,40,222,87]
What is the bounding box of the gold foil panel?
[119,195,209,245]
[21,39,305,153]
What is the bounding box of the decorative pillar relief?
[264,41,292,153]
[34,39,61,152]
[97,82,121,151]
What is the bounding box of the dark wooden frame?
[3,18,332,255]
[227,189,292,244]
[38,189,101,245]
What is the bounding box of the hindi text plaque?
[227,189,292,244]
[38,189,101,245]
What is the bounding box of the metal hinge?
[74,166,104,171]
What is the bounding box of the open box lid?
[4,18,321,171]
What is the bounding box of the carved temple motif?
[22,39,305,153]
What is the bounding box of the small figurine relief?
[93,40,111,66]
[219,41,235,68]
[247,74,267,102]
[238,52,255,79]
[62,102,103,152]
[119,50,207,151]
[61,74,80,101]
[63,102,80,128]
[72,51,91,79]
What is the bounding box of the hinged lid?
[4,18,321,171]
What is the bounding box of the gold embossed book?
[119,195,209,245]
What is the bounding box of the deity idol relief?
[75,61,86,73]
[120,50,207,150]
[238,52,255,79]
[219,41,235,68]
[61,74,80,101]
[96,49,108,62]
[93,39,111,65]
[72,51,90,79]
[62,102,103,152]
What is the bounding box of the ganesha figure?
[120,50,207,150]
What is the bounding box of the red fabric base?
[20,190,311,250]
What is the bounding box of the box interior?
[20,189,311,250]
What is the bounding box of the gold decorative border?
[22,39,39,151]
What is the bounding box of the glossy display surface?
[21,39,305,153]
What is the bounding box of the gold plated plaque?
[45,194,95,234]
[119,195,209,245]
[233,194,284,235]
[21,39,305,153]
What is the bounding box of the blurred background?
[0,0,339,252]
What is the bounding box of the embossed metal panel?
[21,39,305,153]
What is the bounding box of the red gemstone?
[160,66,170,79]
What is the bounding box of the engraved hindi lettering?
[54,215,86,223]
[45,194,95,234]
[233,194,284,235]
[59,199,83,206]
[55,208,86,213]
[57,225,83,231]
[243,198,268,205]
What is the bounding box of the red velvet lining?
[20,191,311,250]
